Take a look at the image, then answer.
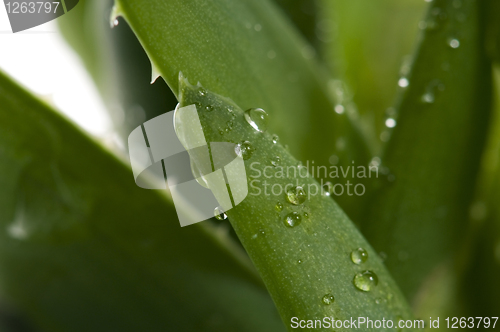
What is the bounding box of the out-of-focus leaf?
[485,0,500,63]
[112,0,371,176]
[272,0,320,50]
[461,66,500,320]
[361,0,492,301]
[57,0,177,137]
[177,77,414,330]
[0,71,286,332]
[321,0,426,150]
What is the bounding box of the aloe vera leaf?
[177,76,414,331]
[0,70,285,332]
[113,0,371,176]
[361,0,492,300]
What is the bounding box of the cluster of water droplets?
[350,248,379,292]
[329,79,355,116]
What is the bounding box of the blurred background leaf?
[57,0,178,138]
[361,0,493,305]
[320,0,426,152]
[0,71,285,332]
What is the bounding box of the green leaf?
[0,71,285,332]
[361,0,492,300]
[112,0,371,181]
[57,0,178,136]
[177,77,414,330]
[461,66,500,319]
[320,0,426,149]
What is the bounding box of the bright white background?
[0,4,112,138]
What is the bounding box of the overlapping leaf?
[361,0,492,301]
[0,71,285,332]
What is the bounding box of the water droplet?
[214,207,227,220]
[421,79,445,104]
[235,141,255,160]
[398,77,409,88]
[334,104,345,114]
[370,157,381,167]
[286,186,307,205]
[351,248,369,264]
[271,156,281,167]
[385,118,397,128]
[448,38,460,48]
[191,160,209,188]
[303,212,310,219]
[322,294,335,305]
[205,105,214,112]
[244,108,269,132]
[198,87,207,96]
[272,135,279,144]
[421,92,435,103]
[322,182,333,197]
[112,19,119,27]
[297,259,303,264]
[353,270,379,292]
[275,202,284,212]
[284,212,302,228]
[329,154,339,165]
[226,120,233,130]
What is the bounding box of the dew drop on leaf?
[271,155,281,167]
[244,108,269,132]
[284,212,302,228]
[353,270,378,292]
[334,104,345,114]
[198,87,207,96]
[286,186,307,205]
[448,38,460,49]
[398,77,409,88]
[351,248,369,264]
[272,134,279,144]
[322,182,333,197]
[322,294,335,305]
[235,141,254,160]
[385,118,397,128]
[275,202,284,212]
